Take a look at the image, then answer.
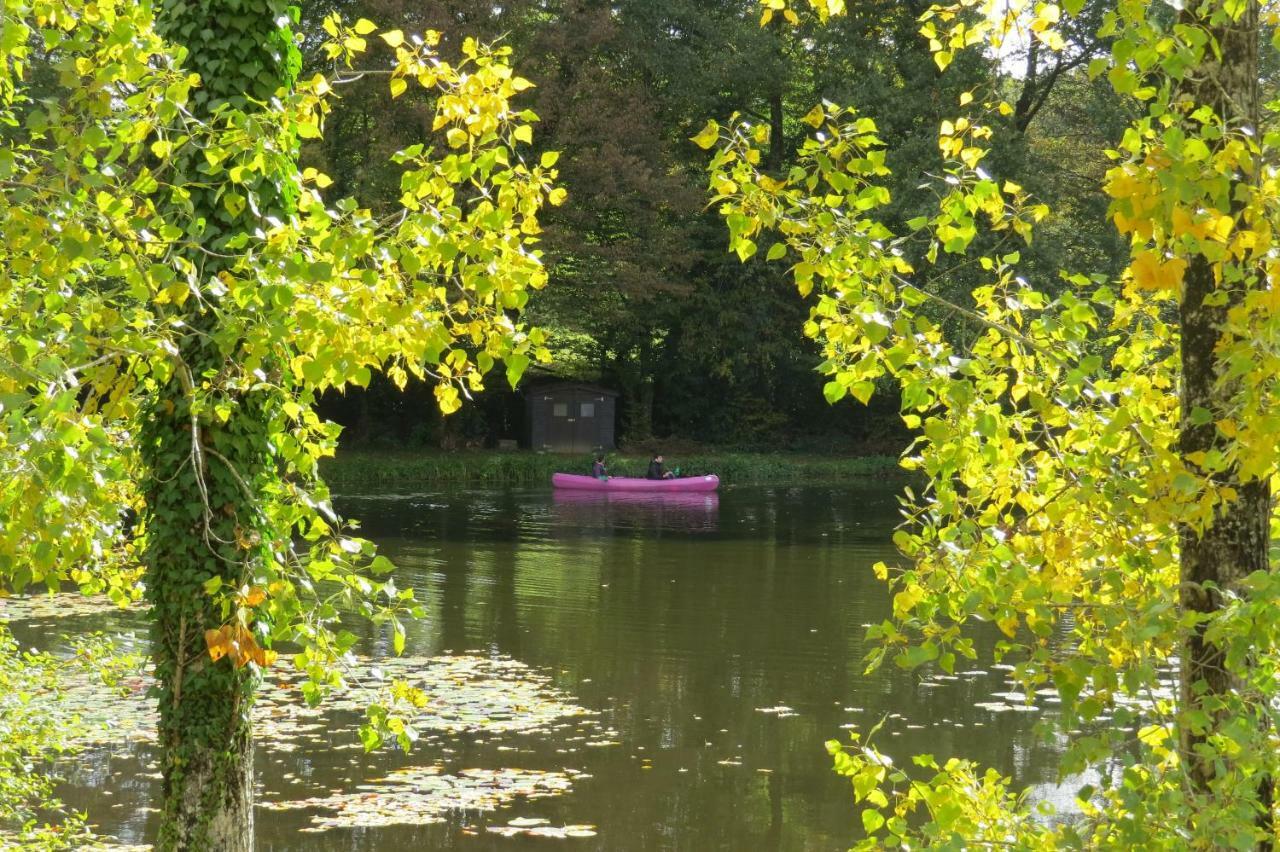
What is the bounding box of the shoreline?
[320,450,903,488]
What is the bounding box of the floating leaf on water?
[45,652,604,752]
[973,701,1014,712]
[262,767,578,832]
[0,593,147,623]
[487,823,598,838]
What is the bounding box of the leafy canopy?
[0,0,558,746]
[700,0,1280,846]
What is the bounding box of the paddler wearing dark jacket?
[646,453,676,480]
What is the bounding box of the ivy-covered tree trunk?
[143,1,298,847]
[1176,0,1271,828]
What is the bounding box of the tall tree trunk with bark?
[1176,0,1273,838]
[143,1,298,847]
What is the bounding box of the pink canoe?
[552,473,720,492]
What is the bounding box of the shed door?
[572,395,600,453]
[547,398,574,451]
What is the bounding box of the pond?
[6,482,1074,850]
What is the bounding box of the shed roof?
[525,381,619,397]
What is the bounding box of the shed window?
[553,402,569,417]
[579,402,595,417]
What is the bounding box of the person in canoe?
[591,454,609,480]
[646,453,677,480]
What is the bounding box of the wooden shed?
[526,382,618,453]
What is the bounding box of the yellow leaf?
[239,587,267,607]
[802,104,825,129]
[353,18,377,35]
[445,127,468,148]
[380,29,404,48]
[513,124,533,145]
[690,120,720,150]
[389,77,407,98]
[759,175,788,193]
[996,614,1018,637]
[893,583,925,618]
[1210,214,1234,242]
[1130,251,1187,292]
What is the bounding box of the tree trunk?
[1176,0,1271,837]
[144,1,299,847]
[766,13,786,172]
[143,345,270,850]
[767,90,786,172]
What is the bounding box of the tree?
[0,0,556,846]
[702,0,1280,845]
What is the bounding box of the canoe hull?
[552,473,719,493]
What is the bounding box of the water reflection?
[552,489,719,533]
[23,483,1073,850]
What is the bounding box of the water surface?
[16,482,1069,850]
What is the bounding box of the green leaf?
[506,353,531,388]
[848,381,874,405]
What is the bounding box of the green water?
[21,483,1071,850]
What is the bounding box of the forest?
[5,0,1280,850]
[307,0,1130,453]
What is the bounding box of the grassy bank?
[320,450,902,488]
